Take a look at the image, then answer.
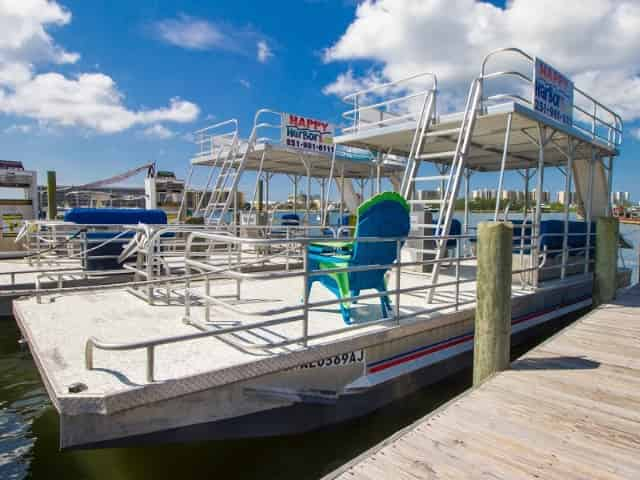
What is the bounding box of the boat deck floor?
[15,262,501,397]
[15,258,588,417]
[0,257,84,288]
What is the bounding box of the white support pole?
[177,166,194,221]
[584,148,595,274]
[606,156,614,217]
[320,178,326,226]
[293,175,299,216]
[533,126,548,288]
[494,113,513,221]
[561,140,574,280]
[523,168,530,217]
[194,164,216,216]
[306,163,311,224]
[463,168,471,235]
[376,153,382,194]
[265,172,271,219]
[323,146,338,226]
[370,166,375,198]
[339,167,345,220]
[247,149,267,220]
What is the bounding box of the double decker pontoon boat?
[10,48,631,449]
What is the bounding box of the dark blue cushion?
[64,208,167,225]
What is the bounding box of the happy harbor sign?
[282,113,335,156]
[533,58,574,127]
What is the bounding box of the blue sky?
[0,0,638,200]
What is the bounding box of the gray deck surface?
[0,258,83,287]
[326,284,640,480]
[15,264,485,397]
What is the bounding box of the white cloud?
[142,124,175,139]
[0,0,79,66]
[3,123,32,134]
[324,0,640,121]
[153,14,273,62]
[257,40,273,63]
[322,68,384,97]
[0,72,199,133]
[0,0,200,133]
[632,128,640,141]
[154,14,225,50]
[239,79,251,89]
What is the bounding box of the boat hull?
[56,282,594,450]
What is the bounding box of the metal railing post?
[184,236,192,322]
[236,234,242,299]
[302,246,309,346]
[285,229,290,271]
[205,274,211,323]
[561,140,574,280]
[146,346,155,383]
[585,149,595,274]
[455,238,461,310]
[85,340,93,370]
[395,240,401,323]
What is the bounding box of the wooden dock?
[326,284,640,480]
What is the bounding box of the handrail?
[480,47,623,147]
[340,72,438,135]
[193,118,239,135]
[338,46,623,147]
[342,71,438,101]
[80,223,602,384]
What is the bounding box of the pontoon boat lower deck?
[14,262,627,449]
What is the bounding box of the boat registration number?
[298,350,365,369]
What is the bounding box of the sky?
[0,0,639,201]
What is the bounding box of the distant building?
[471,188,497,201]
[417,189,441,200]
[501,190,519,201]
[531,190,550,203]
[556,191,576,205]
[612,191,630,205]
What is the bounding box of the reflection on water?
[0,217,638,480]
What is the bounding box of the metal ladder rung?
[417,150,457,160]
[425,127,462,137]
[412,223,439,229]
[413,175,449,182]
[408,199,443,204]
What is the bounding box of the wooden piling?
[257,179,264,213]
[594,216,618,305]
[46,170,57,220]
[473,221,512,386]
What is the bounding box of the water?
[0,214,638,479]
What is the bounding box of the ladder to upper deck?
[402,79,483,303]
[195,110,283,226]
[339,72,483,304]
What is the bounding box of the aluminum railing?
[480,47,623,148]
[119,222,346,304]
[192,119,240,164]
[81,223,604,383]
[341,72,438,135]
[339,48,622,149]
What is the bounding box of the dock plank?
[326,285,640,480]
